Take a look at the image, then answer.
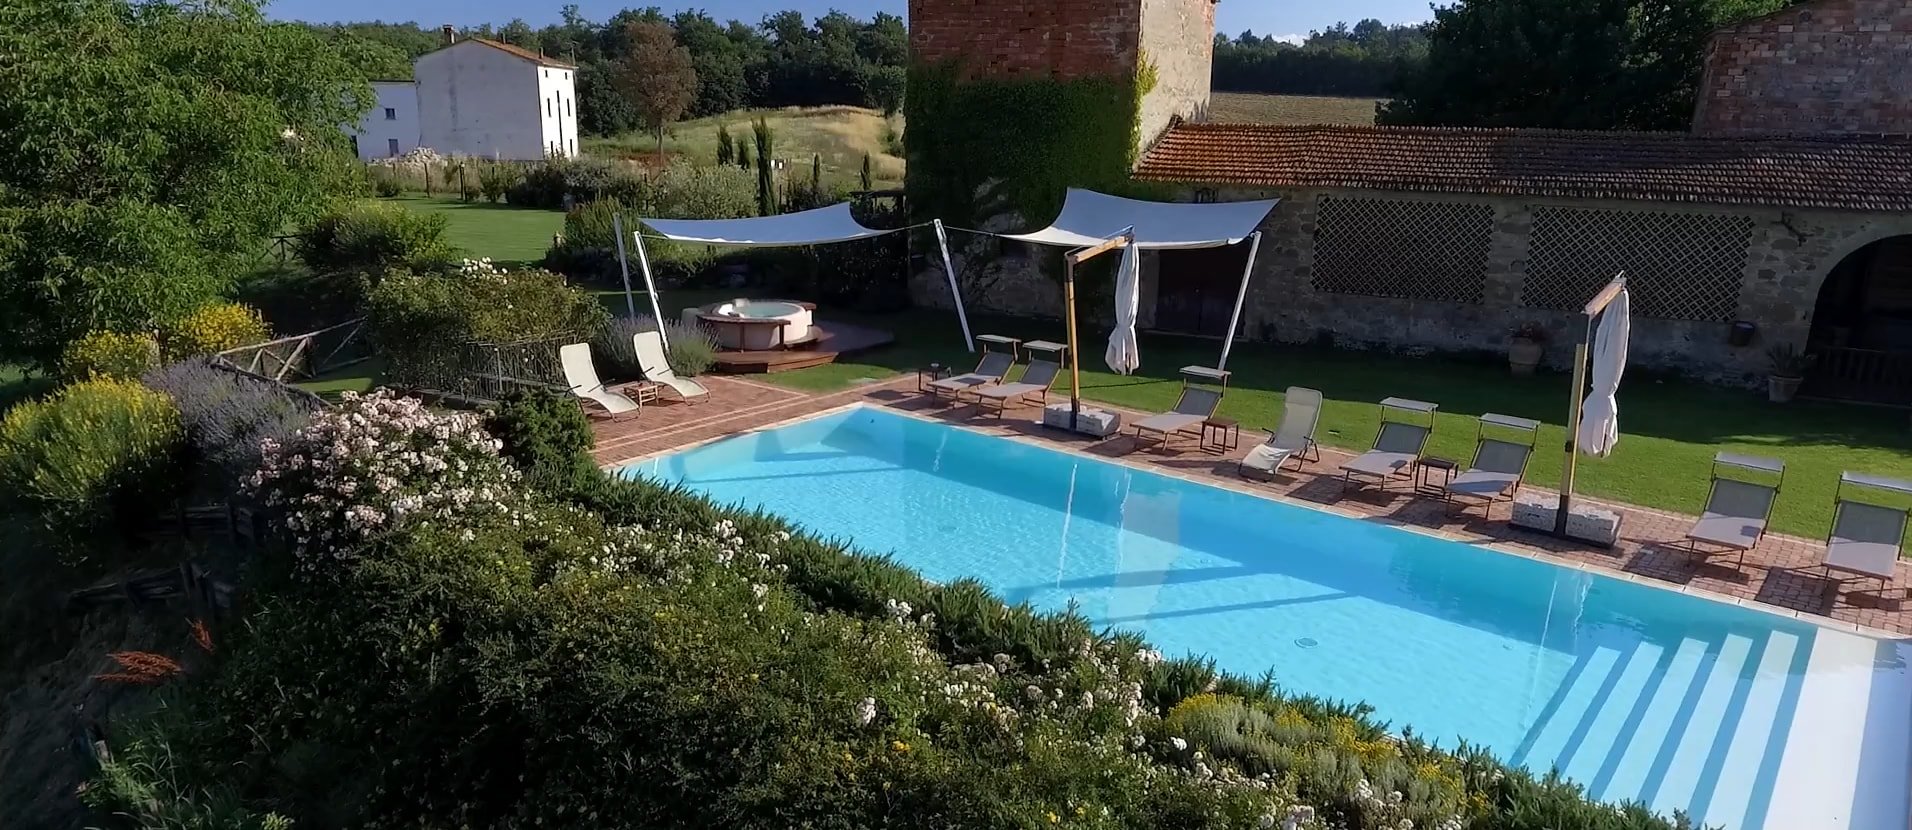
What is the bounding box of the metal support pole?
[630,229,669,350]
[612,214,639,320]
[1218,231,1263,371]
[933,219,976,352]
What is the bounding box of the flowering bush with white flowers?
[246,389,518,565]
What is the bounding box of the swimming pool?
[624,405,1912,830]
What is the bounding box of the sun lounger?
[632,330,710,404]
[927,335,1019,400]
[1445,413,1540,515]
[968,342,1065,417]
[1820,472,1912,598]
[560,343,639,420]
[1133,366,1230,449]
[1341,398,1437,491]
[1679,453,1783,568]
[1238,387,1322,478]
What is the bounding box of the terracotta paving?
[594,378,1912,637]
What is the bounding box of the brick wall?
[1694,0,1912,136]
[909,0,1143,80]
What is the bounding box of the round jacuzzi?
[696,299,815,351]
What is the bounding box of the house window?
[565,98,573,117]
[383,107,396,121]
[543,69,549,77]
[546,98,552,117]
[563,71,570,80]
[386,138,400,157]
[568,138,575,154]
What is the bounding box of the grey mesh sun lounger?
[1680,453,1783,568]
[1820,472,1912,599]
[1133,367,1230,450]
[1445,413,1540,516]
[1238,387,1322,478]
[968,352,1063,417]
[1341,398,1437,491]
[928,335,1019,400]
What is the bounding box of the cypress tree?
[859,153,874,192]
[716,125,734,166]
[754,118,776,216]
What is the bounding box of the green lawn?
[386,196,564,265]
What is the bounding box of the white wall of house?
[534,66,581,159]
[414,40,571,161]
[353,82,421,161]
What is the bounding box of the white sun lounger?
[632,329,710,403]
[1821,472,1912,598]
[1238,387,1322,478]
[1341,398,1436,491]
[1680,453,1783,568]
[1445,413,1540,515]
[560,343,640,420]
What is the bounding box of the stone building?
[907,0,1912,399]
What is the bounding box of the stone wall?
[1694,0,1912,136]
[1137,0,1218,147]
[908,0,1141,81]
[909,188,1912,386]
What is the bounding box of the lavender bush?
[593,315,718,381]
[142,360,318,490]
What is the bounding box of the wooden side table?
[623,381,662,406]
[1415,456,1458,496]
[917,363,951,392]
[1200,417,1240,454]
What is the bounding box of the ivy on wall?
[904,55,1160,229]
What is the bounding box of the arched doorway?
[1806,235,1912,404]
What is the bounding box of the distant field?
[589,106,905,190]
[1208,93,1382,126]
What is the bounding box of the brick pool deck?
[594,376,1912,636]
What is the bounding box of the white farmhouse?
[351,27,580,162]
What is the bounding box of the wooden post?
[1064,258,1082,430]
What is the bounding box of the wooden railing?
[1804,346,1912,406]
[213,318,368,383]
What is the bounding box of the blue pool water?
[625,406,1912,830]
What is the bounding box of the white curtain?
[1105,245,1142,375]
[1575,289,1630,456]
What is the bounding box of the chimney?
[441,25,456,46]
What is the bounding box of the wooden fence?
[213,318,369,383]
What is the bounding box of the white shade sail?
[1105,245,1142,375]
[1575,289,1630,456]
[641,203,892,247]
[1002,188,1279,250]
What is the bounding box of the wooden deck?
[709,320,894,374]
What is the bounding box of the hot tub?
[698,299,815,351]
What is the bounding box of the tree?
[614,20,698,159]
[717,125,735,166]
[753,118,776,216]
[0,0,368,368]
[1381,0,1796,130]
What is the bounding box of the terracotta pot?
[1768,374,1803,403]
[1508,338,1543,377]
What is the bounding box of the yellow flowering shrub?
[60,330,160,380]
[0,378,182,555]
[163,302,269,359]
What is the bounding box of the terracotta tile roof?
[1134,122,1912,212]
[468,38,576,69]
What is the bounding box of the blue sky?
[265,0,1437,43]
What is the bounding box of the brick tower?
[1694,0,1912,136]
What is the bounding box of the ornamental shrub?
[477,162,520,204]
[161,302,270,359]
[0,378,183,553]
[246,389,518,565]
[542,198,625,282]
[295,200,458,273]
[593,316,717,382]
[486,388,593,483]
[366,260,608,389]
[142,360,317,490]
[60,330,161,381]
